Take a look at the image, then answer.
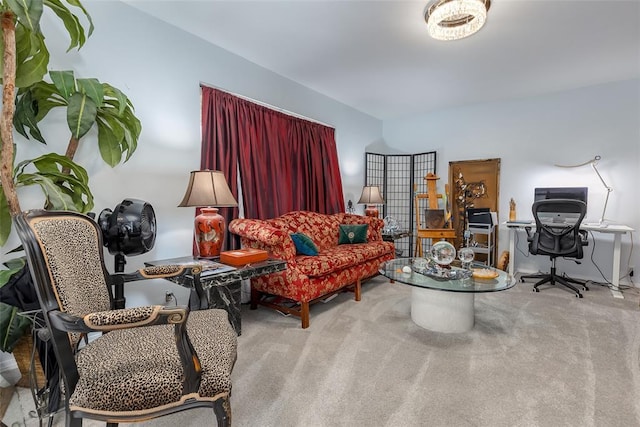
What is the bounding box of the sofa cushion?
[337,213,384,242]
[338,224,368,244]
[290,233,319,256]
[295,241,394,277]
[271,211,342,250]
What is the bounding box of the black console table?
[145,257,286,335]
[382,230,411,242]
[382,230,411,257]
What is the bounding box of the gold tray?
[472,268,499,280]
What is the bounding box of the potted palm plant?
[0,0,141,362]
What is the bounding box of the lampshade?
[178,170,238,208]
[357,186,385,205]
[425,0,491,41]
[358,186,384,218]
[178,170,238,259]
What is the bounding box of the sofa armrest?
[229,218,296,261]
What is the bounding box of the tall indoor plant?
[0,0,141,353]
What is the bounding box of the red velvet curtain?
[201,86,345,246]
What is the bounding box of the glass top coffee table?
[379,258,515,333]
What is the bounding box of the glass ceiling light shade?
[178,170,238,258]
[357,186,385,218]
[425,0,491,41]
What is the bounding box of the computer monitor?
[533,187,588,224]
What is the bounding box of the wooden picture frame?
[448,158,501,264]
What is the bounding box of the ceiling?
[123,0,640,120]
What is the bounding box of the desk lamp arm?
[556,155,612,225]
[590,156,613,224]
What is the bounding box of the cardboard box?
[220,248,269,266]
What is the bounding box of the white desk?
[505,222,634,299]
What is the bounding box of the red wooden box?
[220,248,269,266]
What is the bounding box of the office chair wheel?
[532,288,540,293]
[576,293,583,298]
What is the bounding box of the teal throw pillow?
[290,233,319,256]
[338,224,368,244]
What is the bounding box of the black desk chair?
[520,199,589,298]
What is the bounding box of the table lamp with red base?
[178,170,238,258]
[357,185,385,218]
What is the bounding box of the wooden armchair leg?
[355,279,361,301]
[301,302,310,329]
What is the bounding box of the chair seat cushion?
[69,309,237,414]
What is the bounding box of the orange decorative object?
[364,205,380,218]
[194,208,225,258]
[220,248,269,266]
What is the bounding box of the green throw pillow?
[290,233,319,256]
[338,224,368,244]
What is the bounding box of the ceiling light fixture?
[425,0,491,41]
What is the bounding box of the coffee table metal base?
[411,287,475,333]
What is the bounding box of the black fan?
[98,198,157,308]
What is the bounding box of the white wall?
[383,80,640,286]
[1,1,381,307]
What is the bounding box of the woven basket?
[13,334,47,388]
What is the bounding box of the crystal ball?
[430,241,456,265]
[458,247,475,264]
[383,216,399,233]
[412,257,429,271]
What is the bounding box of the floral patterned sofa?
[228,211,395,328]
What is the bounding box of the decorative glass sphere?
[412,257,429,271]
[383,216,399,233]
[430,241,456,266]
[458,247,475,264]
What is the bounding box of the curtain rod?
[199,82,334,129]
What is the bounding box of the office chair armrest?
[524,226,533,241]
[579,230,589,246]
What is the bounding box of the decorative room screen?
[365,151,437,257]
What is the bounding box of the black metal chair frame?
[520,199,589,298]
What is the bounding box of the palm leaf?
[0,191,10,247]
[6,0,44,33]
[44,0,86,51]
[50,70,76,100]
[0,302,32,353]
[15,154,94,213]
[67,92,97,139]
[97,119,122,167]
[14,30,49,88]
[77,78,103,107]
[63,0,94,36]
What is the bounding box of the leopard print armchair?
[15,210,237,427]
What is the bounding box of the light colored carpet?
[4,276,640,426]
